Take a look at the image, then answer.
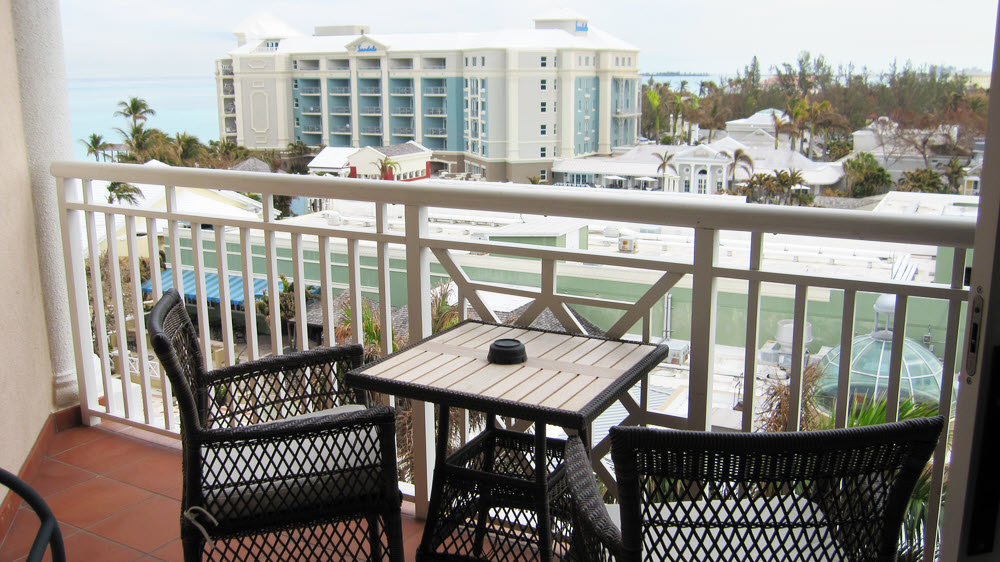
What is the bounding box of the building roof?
[308,147,358,170]
[233,11,304,41]
[230,17,637,56]
[230,157,272,173]
[375,140,432,158]
[726,108,788,128]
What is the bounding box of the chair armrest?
[564,436,623,561]
[202,345,366,427]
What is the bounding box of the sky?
[61,0,999,80]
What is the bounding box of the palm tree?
[173,132,204,165]
[80,133,109,162]
[645,88,661,138]
[939,157,965,193]
[115,123,160,161]
[682,95,700,144]
[804,98,833,158]
[654,151,676,191]
[106,181,143,205]
[113,97,156,128]
[375,156,399,180]
[774,169,806,205]
[771,110,796,150]
[722,149,754,191]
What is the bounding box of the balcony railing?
[424,87,447,95]
[330,107,350,114]
[393,128,415,136]
[360,106,382,115]
[360,87,382,95]
[425,128,447,136]
[301,87,322,95]
[391,87,413,95]
[361,127,382,135]
[302,106,321,114]
[329,87,350,95]
[302,125,321,133]
[392,107,414,116]
[51,161,970,555]
[425,107,446,116]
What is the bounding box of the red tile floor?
[0,422,425,561]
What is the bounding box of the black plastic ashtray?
[487,338,527,364]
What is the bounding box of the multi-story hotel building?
[215,11,641,182]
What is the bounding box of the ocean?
[68,76,219,161]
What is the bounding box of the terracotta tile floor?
[0,422,424,561]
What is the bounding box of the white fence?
[53,161,973,557]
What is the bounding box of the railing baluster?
[741,232,763,432]
[347,237,363,346]
[319,236,334,346]
[785,285,809,432]
[240,227,260,361]
[885,294,909,423]
[215,226,235,366]
[146,216,175,430]
[377,203,393,355]
[125,216,153,423]
[689,227,719,431]
[405,203,433,518]
[263,195,283,355]
[834,289,857,428]
[84,194,114,415]
[105,212,133,418]
[59,177,101,421]
[292,232,308,351]
[190,223,212,368]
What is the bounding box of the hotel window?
[684,179,690,192]
[540,102,547,113]
[293,60,298,70]
[541,56,547,67]
[540,79,547,91]
[480,79,485,89]
[472,58,477,67]
[585,56,590,66]
[553,123,557,135]
[698,178,708,194]
[540,147,546,157]
[293,98,299,108]
[480,56,485,66]
[540,169,547,181]
[540,124,546,135]
[295,117,300,126]
[293,79,299,89]
[464,78,469,88]
[464,57,468,66]
[717,181,723,191]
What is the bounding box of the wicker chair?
[0,467,65,562]
[564,416,944,562]
[148,288,403,561]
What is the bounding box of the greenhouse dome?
[813,329,946,411]
[813,294,949,411]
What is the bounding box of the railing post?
[405,204,434,518]
[689,227,718,431]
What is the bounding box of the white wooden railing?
[53,161,973,557]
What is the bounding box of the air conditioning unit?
[619,236,637,253]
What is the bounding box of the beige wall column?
[12,0,77,408]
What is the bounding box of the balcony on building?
[302,106,322,115]
[2,5,993,561]
[300,86,321,95]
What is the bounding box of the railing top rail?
[51,161,976,248]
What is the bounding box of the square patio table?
[346,319,669,561]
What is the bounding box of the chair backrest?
[610,416,944,562]
[147,288,209,433]
[1,467,65,562]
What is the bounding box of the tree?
[173,132,205,165]
[843,152,892,197]
[773,169,805,205]
[771,111,796,150]
[898,168,946,193]
[939,157,965,192]
[114,96,156,128]
[645,88,661,138]
[682,95,700,143]
[81,133,109,162]
[115,123,163,162]
[722,149,753,191]
[374,156,399,180]
[106,181,143,205]
[653,151,675,191]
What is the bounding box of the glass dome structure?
[814,330,945,410]
[813,293,947,410]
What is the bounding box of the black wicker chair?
[564,416,944,562]
[148,288,403,561]
[0,467,65,562]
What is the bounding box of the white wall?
[1,0,59,474]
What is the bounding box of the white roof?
[874,191,980,218]
[231,21,636,55]
[488,217,587,237]
[727,108,788,128]
[308,147,358,170]
[533,8,588,21]
[233,12,304,41]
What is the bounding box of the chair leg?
[366,513,383,560]
[384,509,405,562]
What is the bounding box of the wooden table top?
[346,320,669,429]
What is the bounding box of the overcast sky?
[61,0,999,80]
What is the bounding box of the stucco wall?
[0,0,57,474]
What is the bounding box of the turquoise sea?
[68,76,219,161]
